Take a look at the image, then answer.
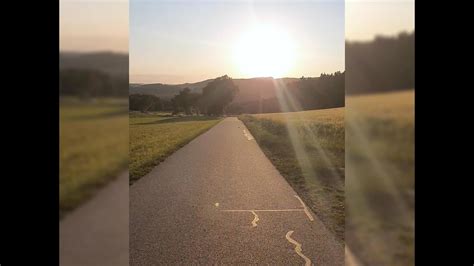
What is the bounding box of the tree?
[289,71,344,110]
[129,94,162,112]
[171,88,201,115]
[60,68,128,98]
[346,31,414,94]
[199,75,238,115]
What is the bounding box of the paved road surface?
[60,171,129,266]
[130,117,343,265]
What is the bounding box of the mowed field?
[239,108,345,242]
[346,90,414,266]
[129,113,222,184]
[60,98,129,217]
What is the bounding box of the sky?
[130,0,345,84]
[60,0,129,52]
[60,0,414,84]
[346,0,414,41]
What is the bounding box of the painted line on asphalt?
[250,211,259,227]
[243,129,254,140]
[221,209,305,212]
[286,230,313,266]
[220,208,305,227]
[294,195,314,222]
[221,209,304,227]
[218,194,314,226]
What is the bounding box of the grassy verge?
[239,108,345,242]
[60,98,128,218]
[346,90,414,266]
[129,113,222,184]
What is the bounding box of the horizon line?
[130,71,345,85]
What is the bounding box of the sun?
[233,25,296,78]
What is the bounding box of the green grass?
[239,108,345,242]
[129,113,222,184]
[60,98,129,218]
[346,90,414,266]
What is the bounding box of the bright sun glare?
[233,25,296,78]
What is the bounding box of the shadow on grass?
[134,115,220,125]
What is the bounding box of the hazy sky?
[60,0,414,83]
[346,0,414,41]
[60,0,128,52]
[130,0,345,84]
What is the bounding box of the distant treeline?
[130,75,238,116]
[346,31,414,94]
[60,69,128,98]
[130,72,344,115]
[236,72,345,113]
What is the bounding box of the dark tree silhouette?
[170,88,201,115]
[129,94,162,112]
[60,69,128,98]
[199,75,238,115]
[129,72,345,115]
[346,31,414,94]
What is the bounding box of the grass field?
[129,113,222,184]
[346,90,414,266]
[239,108,345,242]
[60,98,128,218]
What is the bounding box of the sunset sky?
[60,0,128,52]
[346,0,414,41]
[130,0,345,84]
[60,0,414,84]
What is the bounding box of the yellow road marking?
[250,211,259,227]
[286,230,312,266]
[221,209,304,227]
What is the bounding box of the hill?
[60,51,129,97]
[129,79,213,99]
[129,74,344,114]
[60,51,128,77]
[129,77,299,101]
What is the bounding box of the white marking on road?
[215,202,219,207]
[221,205,313,227]
[286,231,312,266]
[250,211,259,227]
[221,209,304,212]
[294,195,314,222]
[243,129,254,140]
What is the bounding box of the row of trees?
[346,31,414,94]
[291,71,345,110]
[226,72,345,114]
[130,75,238,116]
[170,88,201,115]
[129,94,166,112]
[60,69,128,98]
[130,73,345,115]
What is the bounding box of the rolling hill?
[60,51,128,77]
[129,77,299,102]
[129,79,213,99]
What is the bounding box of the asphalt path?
[60,171,129,266]
[130,117,343,265]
